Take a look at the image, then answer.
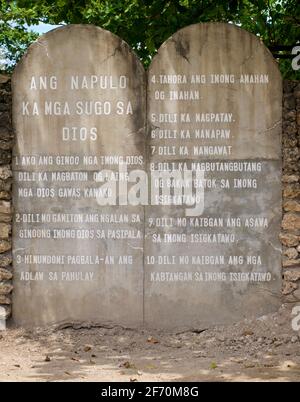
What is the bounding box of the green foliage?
[0,0,39,71]
[1,1,299,78]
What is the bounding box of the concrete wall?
[145,23,282,328]
[11,25,146,328]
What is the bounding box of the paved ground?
[0,304,300,382]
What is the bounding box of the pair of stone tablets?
[12,23,281,328]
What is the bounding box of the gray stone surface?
[12,25,146,326]
[145,23,282,328]
[11,23,284,329]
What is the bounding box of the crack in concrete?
[55,321,133,331]
[258,119,282,135]
[99,43,123,66]
[268,240,282,254]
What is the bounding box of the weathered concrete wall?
[281,81,300,300]
[0,74,13,327]
[11,25,146,327]
[145,23,282,328]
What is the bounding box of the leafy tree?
[1,0,299,77]
[0,0,39,71]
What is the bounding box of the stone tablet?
[12,25,146,326]
[145,23,282,328]
[12,22,282,329]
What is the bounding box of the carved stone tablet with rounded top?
[12,25,146,326]
[12,22,282,330]
[145,23,282,328]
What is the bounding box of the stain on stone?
[171,34,190,64]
